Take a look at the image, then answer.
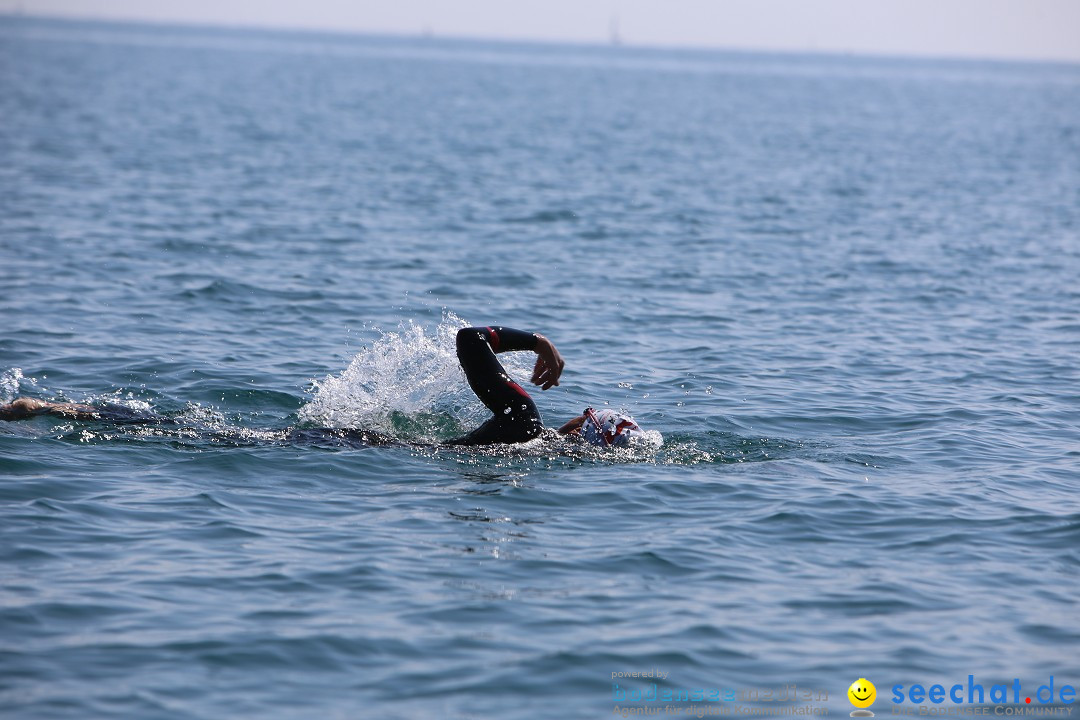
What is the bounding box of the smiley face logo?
[848,678,876,709]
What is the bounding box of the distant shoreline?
[2,11,1078,68]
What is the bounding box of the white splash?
[299,313,532,441]
[1,368,28,404]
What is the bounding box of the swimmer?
[448,326,646,447]
[1,325,648,447]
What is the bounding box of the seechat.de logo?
[891,676,1077,706]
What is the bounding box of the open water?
[1,16,1079,720]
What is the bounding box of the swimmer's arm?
[0,398,100,421]
[463,326,566,390]
[557,414,586,435]
[51,403,101,420]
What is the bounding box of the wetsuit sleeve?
[471,326,538,354]
[448,327,543,445]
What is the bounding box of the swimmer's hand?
[531,334,565,390]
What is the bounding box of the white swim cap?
[580,407,644,448]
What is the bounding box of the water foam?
[84,390,156,415]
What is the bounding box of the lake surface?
[1,16,1079,719]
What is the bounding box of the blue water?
[2,16,1080,719]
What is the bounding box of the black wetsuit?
[446,326,543,446]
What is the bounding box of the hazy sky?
[6,0,1080,62]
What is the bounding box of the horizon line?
[3,10,1080,68]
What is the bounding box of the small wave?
[174,278,325,302]
[503,209,579,224]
